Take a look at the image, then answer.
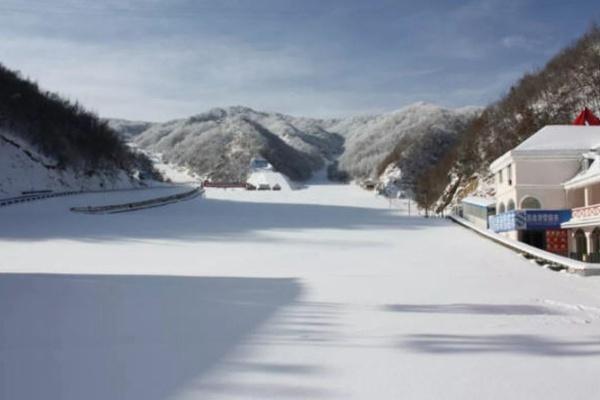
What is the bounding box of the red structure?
[202,180,247,189]
[572,108,600,126]
[545,229,568,256]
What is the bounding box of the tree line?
[400,25,600,214]
[0,63,160,179]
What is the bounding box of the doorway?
[520,230,545,250]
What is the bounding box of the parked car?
[272,184,281,191]
[257,184,271,191]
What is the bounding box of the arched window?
[591,228,600,254]
[507,199,515,211]
[521,196,542,209]
[497,202,505,214]
[575,229,587,258]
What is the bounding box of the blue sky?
[0,0,598,121]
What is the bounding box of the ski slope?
[2,183,600,400]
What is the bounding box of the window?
[575,229,587,257]
[581,158,593,172]
[591,228,600,254]
[507,199,515,211]
[498,202,505,213]
[521,196,542,209]
[498,170,503,184]
[507,164,512,186]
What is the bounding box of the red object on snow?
[572,108,600,125]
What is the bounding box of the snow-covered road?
[2,184,600,400]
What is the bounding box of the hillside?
[405,26,600,213]
[112,104,476,183]
[333,102,479,181]
[0,63,161,197]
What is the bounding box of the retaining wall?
[449,214,600,277]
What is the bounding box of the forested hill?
[110,103,476,183]
[0,63,160,195]
[411,26,600,212]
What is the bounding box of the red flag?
[573,108,600,125]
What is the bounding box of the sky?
[1,0,598,121]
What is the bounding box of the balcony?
[572,204,600,219]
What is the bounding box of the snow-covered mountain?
[110,103,477,182]
[127,106,343,182]
[0,63,160,197]
[106,119,154,140]
[331,102,480,180]
[1,130,146,196]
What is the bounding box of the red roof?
[573,108,600,126]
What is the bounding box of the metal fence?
[70,187,202,214]
[0,190,82,208]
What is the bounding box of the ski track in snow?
[2,183,600,400]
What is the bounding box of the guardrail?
[0,190,82,208]
[70,187,202,214]
[0,185,183,209]
[449,214,600,277]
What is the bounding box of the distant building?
[460,196,496,229]
[360,180,377,191]
[249,158,272,170]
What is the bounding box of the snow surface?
[246,170,294,190]
[2,183,600,400]
[0,130,148,197]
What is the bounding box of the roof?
[514,125,600,152]
[461,196,496,208]
[563,153,600,189]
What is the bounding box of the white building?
[489,125,600,258]
[490,126,600,213]
[461,196,496,229]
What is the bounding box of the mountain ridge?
[109,103,479,183]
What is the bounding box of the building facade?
[488,125,600,259]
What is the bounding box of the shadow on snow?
[0,197,448,242]
[0,273,302,400]
[383,303,562,316]
[400,333,600,357]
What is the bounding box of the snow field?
[2,183,600,399]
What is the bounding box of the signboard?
[489,209,572,233]
[489,210,517,232]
